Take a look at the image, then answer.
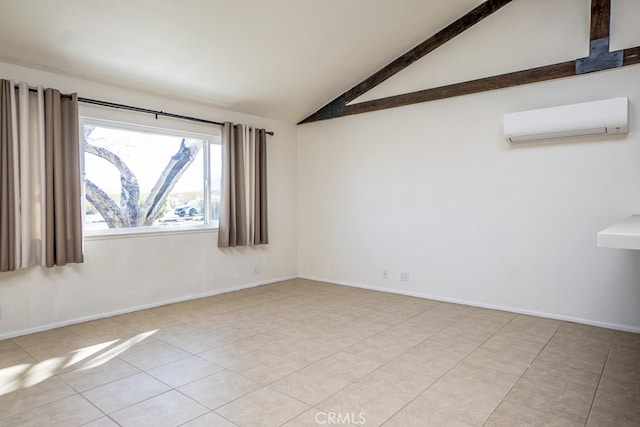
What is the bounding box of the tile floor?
[0,279,638,426]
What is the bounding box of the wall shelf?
[598,215,640,250]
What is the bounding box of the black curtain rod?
[21,86,274,136]
[79,97,274,136]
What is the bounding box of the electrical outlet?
[400,272,410,282]
[252,265,260,275]
[382,270,389,279]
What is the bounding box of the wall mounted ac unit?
[503,97,629,143]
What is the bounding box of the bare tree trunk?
[84,142,140,226]
[138,139,202,226]
[85,179,124,228]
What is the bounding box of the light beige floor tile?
[283,340,343,365]
[485,401,582,427]
[613,331,640,348]
[342,344,405,365]
[544,335,610,361]
[355,362,437,402]
[182,411,238,426]
[58,357,140,392]
[554,322,615,346]
[608,340,640,364]
[440,362,520,399]
[383,323,435,342]
[598,373,640,402]
[216,387,309,427]
[111,310,178,331]
[317,383,408,427]
[11,328,82,349]
[498,323,557,344]
[117,339,192,371]
[500,315,560,344]
[0,347,36,369]
[82,416,121,427]
[536,345,607,374]
[509,315,562,330]
[81,372,170,414]
[465,346,534,376]
[504,378,593,424]
[147,355,224,388]
[429,327,489,347]
[587,397,640,426]
[71,325,142,345]
[160,330,231,354]
[271,366,353,405]
[0,340,21,352]
[524,360,601,396]
[603,354,640,382]
[0,394,103,427]
[0,373,75,418]
[383,352,456,379]
[178,369,259,409]
[413,379,504,425]
[482,333,546,359]
[466,307,515,324]
[66,318,123,336]
[309,351,382,382]
[592,374,640,421]
[232,352,309,385]
[416,337,477,357]
[110,390,208,427]
[198,343,247,368]
[381,298,440,316]
[281,408,346,426]
[19,338,95,372]
[383,402,473,427]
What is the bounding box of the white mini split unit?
[503,97,629,143]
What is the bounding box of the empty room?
[0,0,639,426]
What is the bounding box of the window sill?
[85,225,218,241]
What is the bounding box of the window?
[82,119,221,235]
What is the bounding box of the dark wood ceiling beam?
[346,62,575,116]
[344,0,514,103]
[298,0,514,125]
[343,45,639,117]
[590,0,611,40]
[298,0,637,125]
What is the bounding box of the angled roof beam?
[300,0,639,124]
[299,0,514,124]
[590,0,611,40]
[345,45,640,116]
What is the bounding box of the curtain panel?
[218,122,268,248]
[0,80,83,272]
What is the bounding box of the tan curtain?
[0,80,16,271]
[44,89,83,267]
[218,122,268,247]
[253,128,268,244]
[0,80,83,272]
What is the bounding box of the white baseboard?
[0,275,298,340]
[298,275,640,334]
[4,274,638,340]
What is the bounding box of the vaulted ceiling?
[0,0,486,122]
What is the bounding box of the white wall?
[0,62,299,339]
[298,0,640,332]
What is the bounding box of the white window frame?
[80,117,221,240]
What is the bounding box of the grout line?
[584,330,616,426]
